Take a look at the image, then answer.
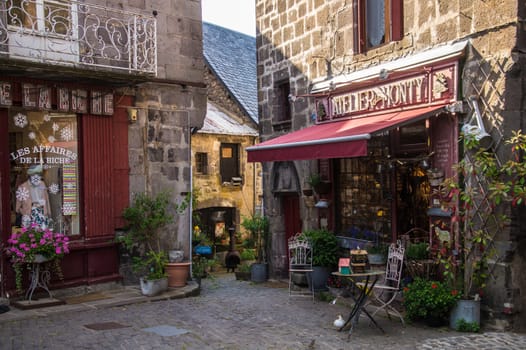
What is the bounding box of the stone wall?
[192,69,261,236]
[125,0,207,258]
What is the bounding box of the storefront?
[247,41,466,249]
[1,79,131,292]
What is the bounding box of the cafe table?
[332,270,385,338]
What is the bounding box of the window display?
[9,110,80,235]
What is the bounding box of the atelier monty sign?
[323,62,458,120]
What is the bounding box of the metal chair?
[362,240,405,324]
[288,233,314,300]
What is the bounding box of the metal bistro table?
[332,270,385,338]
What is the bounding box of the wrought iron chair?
[360,240,405,325]
[288,233,314,300]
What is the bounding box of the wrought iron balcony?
[0,0,157,75]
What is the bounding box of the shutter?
[82,114,114,238]
[391,0,403,41]
[112,96,130,229]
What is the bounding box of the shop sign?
[325,62,458,120]
[10,144,78,166]
[13,83,114,115]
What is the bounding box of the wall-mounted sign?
[91,91,102,115]
[38,86,52,110]
[71,89,88,113]
[58,88,70,112]
[103,93,114,115]
[0,82,12,106]
[23,83,37,108]
[321,62,458,121]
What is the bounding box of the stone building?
[194,23,260,258]
[249,0,525,330]
[0,1,206,293]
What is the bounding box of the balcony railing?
[0,0,157,75]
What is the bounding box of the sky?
[201,0,256,37]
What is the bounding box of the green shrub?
[403,278,460,322]
[456,319,480,332]
[240,249,256,261]
[406,242,430,260]
[302,229,339,267]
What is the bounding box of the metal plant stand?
[25,256,53,301]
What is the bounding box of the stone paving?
[0,273,524,349]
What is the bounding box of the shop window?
[273,80,291,131]
[220,143,239,184]
[9,110,80,235]
[356,0,403,53]
[392,120,429,156]
[196,152,208,175]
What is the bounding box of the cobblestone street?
[0,273,525,349]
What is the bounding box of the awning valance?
[247,105,446,162]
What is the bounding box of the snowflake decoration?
[13,113,28,128]
[52,122,60,132]
[48,135,56,143]
[28,131,36,140]
[61,126,73,141]
[43,113,51,122]
[48,183,60,195]
[16,186,30,202]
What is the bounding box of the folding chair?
[362,240,405,325]
[288,233,314,300]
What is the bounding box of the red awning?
[247,105,446,162]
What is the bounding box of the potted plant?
[404,242,436,280]
[402,277,460,326]
[120,191,173,296]
[241,215,269,282]
[366,243,389,265]
[234,263,251,281]
[308,173,331,195]
[192,255,208,287]
[7,223,70,294]
[439,130,526,329]
[302,229,339,291]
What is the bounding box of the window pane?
[9,110,80,235]
[366,0,385,47]
[44,0,70,35]
[7,0,37,29]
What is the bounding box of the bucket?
[250,263,268,283]
[449,299,480,330]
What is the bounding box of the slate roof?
[203,22,258,124]
[201,102,258,136]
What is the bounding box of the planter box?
[336,236,374,250]
[140,277,168,297]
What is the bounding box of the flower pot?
[165,262,191,287]
[449,299,480,330]
[306,266,331,292]
[250,263,268,283]
[367,253,386,265]
[33,254,50,264]
[140,277,168,296]
[168,250,184,263]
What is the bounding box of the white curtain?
[366,0,386,47]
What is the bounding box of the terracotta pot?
[165,262,191,287]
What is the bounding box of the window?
[356,0,403,53]
[9,110,80,235]
[220,143,239,183]
[196,152,208,175]
[273,80,291,130]
[8,0,72,36]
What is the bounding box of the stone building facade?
[192,23,261,257]
[252,0,525,330]
[0,0,206,293]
